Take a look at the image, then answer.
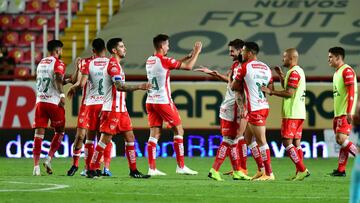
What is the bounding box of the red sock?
[286,145,305,172]
[72,149,81,167]
[297,146,304,173]
[125,143,137,171]
[259,144,272,176]
[48,132,64,158]
[147,138,157,170]
[103,142,112,169]
[338,147,349,172]
[33,136,43,166]
[212,141,230,171]
[174,136,185,168]
[237,138,247,170]
[90,142,106,170]
[249,142,264,171]
[229,143,241,171]
[84,141,94,170]
[344,141,358,157]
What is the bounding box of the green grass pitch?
[0,157,354,203]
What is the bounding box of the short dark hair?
[329,47,345,59]
[153,34,169,49]
[243,42,259,55]
[228,39,244,50]
[106,38,122,54]
[47,40,63,52]
[92,38,105,53]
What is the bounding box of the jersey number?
[36,77,51,93]
[256,82,266,99]
[151,77,159,91]
[98,79,104,95]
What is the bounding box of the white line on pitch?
[0,181,69,192]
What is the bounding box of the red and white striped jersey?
[80,56,109,106]
[35,56,66,105]
[102,57,127,112]
[145,54,181,104]
[79,56,95,106]
[220,61,240,121]
[235,59,273,112]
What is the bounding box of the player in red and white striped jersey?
[32,40,67,176]
[145,34,202,176]
[232,42,275,181]
[87,38,151,178]
[66,38,113,177]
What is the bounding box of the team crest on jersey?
[79,118,83,123]
[171,59,176,64]
[57,65,64,71]
[110,124,116,130]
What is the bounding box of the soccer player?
[194,39,252,181]
[32,40,67,176]
[87,37,151,178]
[67,38,113,176]
[232,42,275,181]
[145,34,202,176]
[328,47,358,177]
[261,48,310,181]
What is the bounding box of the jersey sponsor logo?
[94,61,107,66]
[40,59,52,64]
[146,60,156,65]
[251,63,268,70]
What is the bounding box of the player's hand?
[193,41,202,54]
[346,113,353,124]
[273,66,283,76]
[261,86,272,95]
[74,57,82,70]
[138,83,152,91]
[59,97,65,107]
[194,66,216,75]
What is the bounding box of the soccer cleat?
[329,169,346,177]
[286,173,297,181]
[102,167,113,176]
[148,168,167,176]
[293,169,310,181]
[43,157,53,175]
[233,170,251,180]
[129,169,151,179]
[86,170,100,178]
[208,168,223,181]
[80,169,87,176]
[255,174,275,181]
[67,165,78,176]
[176,165,198,175]
[33,165,41,176]
[251,170,264,180]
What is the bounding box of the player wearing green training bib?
[262,48,309,181]
[328,47,358,177]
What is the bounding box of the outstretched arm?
[114,81,152,92]
[194,65,228,82]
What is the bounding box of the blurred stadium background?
[0,0,358,202]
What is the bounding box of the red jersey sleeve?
[54,59,66,75]
[342,67,355,85]
[160,56,182,70]
[287,70,301,88]
[235,62,247,81]
[80,58,91,75]
[107,58,122,82]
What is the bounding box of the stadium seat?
[23,49,42,64]
[48,15,66,31]
[42,0,57,14]
[0,0,8,13]
[8,0,25,14]
[8,48,24,64]
[25,0,41,14]
[14,66,30,77]
[36,32,54,47]
[60,1,79,14]
[18,32,36,47]
[29,15,47,31]
[2,32,19,46]
[13,15,31,30]
[0,15,12,29]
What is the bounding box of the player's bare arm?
[261,85,295,98]
[54,72,65,107]
[67,73,88,99]
[178,51,193,62]
[194,65,228,82]
[114,81,152,92]
[179,41,202,70]
[273,66,285,88]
